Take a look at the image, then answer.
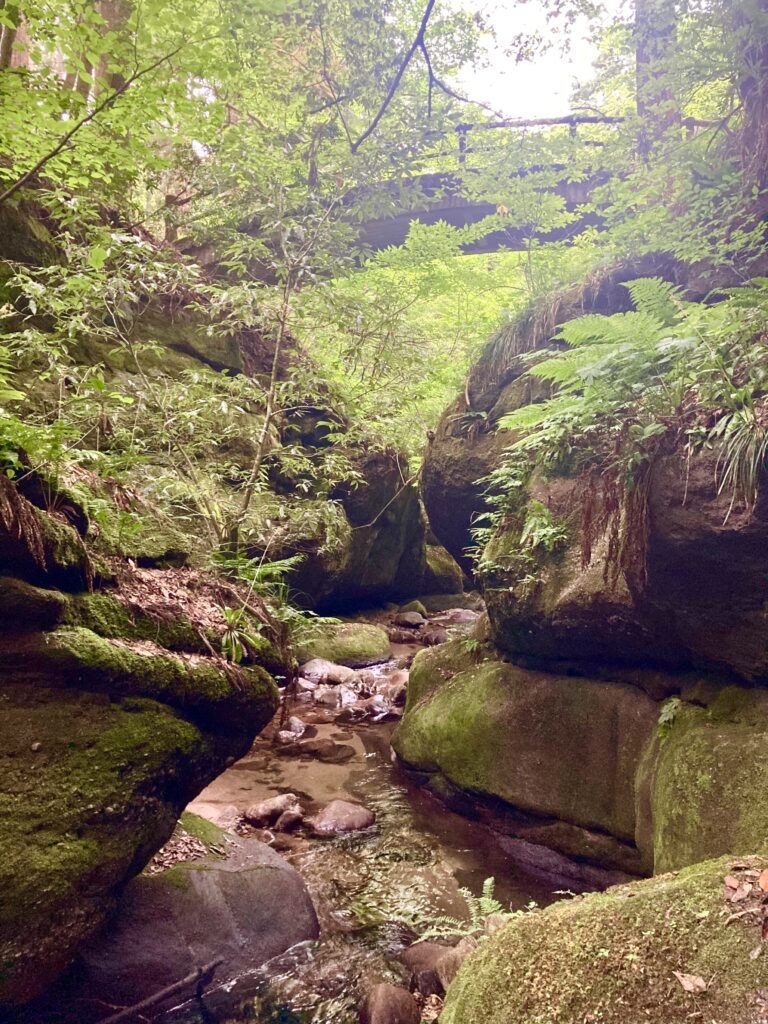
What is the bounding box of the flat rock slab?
[309,799,376,835]
[393,612,426,628]
[300,658,357,685]
[276,738,356,763]
[62,835,319,1007]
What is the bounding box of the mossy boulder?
[0,490,93,592]
[0,577,68,631]
[479,451,768,684]
[91,513,191,568]
[422,543,464,595]
[268,449,427,611]
[0,684,259,1009]
[297,622,391,667]
[441,854,768,1024]
[0,604,279,1009]
[44,825,319,1011]
[400,599,428,616]
[640,687,768,872]
[394,641,658,872]
[0,627,278,734]
[396,642,768,876]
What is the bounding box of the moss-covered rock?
[397,642,768,876]
[422,542,464,595]
[642,688,768,872]
[0,577,68,631]
[47,829,319,1011]
[0,484,93,592]
[394,644,658,868]
[0,627,278,734]
[399,599,428,616]
[297,622,391,667]
[91,513,191,567]
[267,449,427,611]
[441,854,768,1024]
[0,685,241,1008]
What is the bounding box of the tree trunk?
[736,0,768,185]
[0,1,20,70]
[93,0,131,97]
[634,0,679,157]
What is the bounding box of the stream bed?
[166,644,556,1024]
[14,623,560,1024]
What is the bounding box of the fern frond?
[528,342,621,385]
[623,277,684,327]
[498,395,586,434]
[557,310,666,350]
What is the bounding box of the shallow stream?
[167,646,556,1024]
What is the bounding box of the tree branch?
[100,958,223,1024]
[350,0,437,153]
[0,42,186,206]
[465,113,717,131]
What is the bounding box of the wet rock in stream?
[245,792,301,825]
[359,983,420,1024]
[308,799,376,835]
[89,603,565,1024]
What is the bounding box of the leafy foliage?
[419,877,535,941]
[483,277,768,587]
[657,696,683,745]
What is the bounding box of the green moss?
[296,622,391,667]
[0,577,67,631]
[394,653,658,851]
[92,511,191,567]
[179,811,226,849]
[0,685,214,1007]
[63,592,136,636]
[404,637,485,710]
[648,688,768,872]
[423,543,464,595]
[63,592,207,651]
[400,599,428,616]
[3,627,278,734]
[36,512,92,589]
[442,854,768,1024]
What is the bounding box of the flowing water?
[16,630,559,1024]
[164,648,556,1024]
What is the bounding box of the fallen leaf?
[730,882,753,902]
[673,971,708,994]
[759,870,768,892]
[751,946,763,960]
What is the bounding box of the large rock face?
[399,260,768,882]
[276,449,427,611]
[441,854,768,1024]
[0,497,280,1010]
[482,453,768,682]
[394,638,768,875]
[421,261,676,571]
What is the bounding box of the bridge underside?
[355,174,599,254]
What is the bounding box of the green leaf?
[88,247,108,271]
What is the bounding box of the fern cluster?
[493,276,768,528]
[418,877,534,941]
